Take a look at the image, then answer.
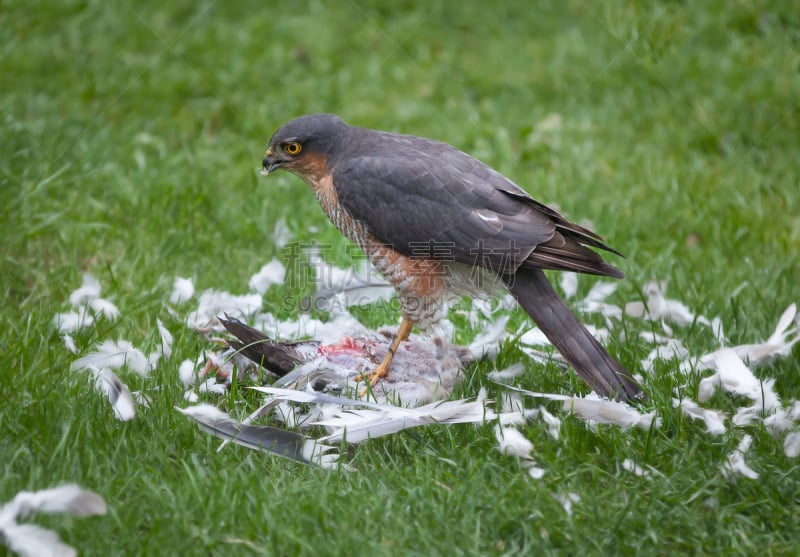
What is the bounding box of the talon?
[356,317,413,398]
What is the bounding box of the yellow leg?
[358,316,413,397]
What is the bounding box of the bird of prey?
[261,114,643,402]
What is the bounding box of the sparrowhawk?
[261,114,643,402]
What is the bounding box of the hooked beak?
[261,148,283,176]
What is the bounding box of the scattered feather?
[257,311,367,345]
[576,281,623,319]
[178,359,197,387]
[640,339,689,373]
[495,425,534,459]
[494,425,546,478]
[715,349,768,401]
[762,406,797,435]
[784,431,800,458]
[0,484,106,557]
[495,384,658,430]
[197,378,227,395]
[94,368,136,421]
[307,251,395,310]
[248,388,522,444]
[53,308,94,334]
[527,465,546,479]
[554,492,581,515]
[271,218,292,249]
[467,314,509,358]
[699,350,783,427]
[248,259,286,294]
[563,393,658,430]
[88,297,120,319]
[66,273,119,320]
[68,274,101,307]
[674,398,726,435]
[487,363,526,382]
[176,404,341,468]
[169,277,195,305]
[767,303,798,349]
[62,335,78,354]
[680,303,799,375]
[625,280,709,327]
[155,319,174,361]
[185,290,262,329]
[720,435,759,480]
[621,459,650,477]
[559,272,578,299]
[519,327,551,348]
[539,407,561,440]
[71,340,149,377]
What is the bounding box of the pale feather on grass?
[67,273,119,320]
[762,405,799,435]
[576,281,623,320]
[248,259,286,294]
[564,393,658,430]
[307,250,395,310]
[0,484,106,557]
[625,280,710,327]
[176,404,342,469]
[68,273,101,306]
[155,319,173,361]
[621,459,650,477]
[487,363,526,383]
[178,359,197,388]
[784,431,800,458]
[53,308,94,334]
[249,387,523,444]
[197,378,227,395]
[89,297,120,320]
[554,492,581,516]
[720,434,759,480]
[715,349,774,402]
[696,349,783,428]
[62,335,78,354]
[185,290,262,329]
[674,398,726,435]
[494,425,546,479]
[679,303,799,374]
[494,425,533,459]
[71,340,149,377]
[467,314,510,359]
[539,407,561,440]
[271,218,292,249]
[257,311,367,345]
[519,327,551,348]
[559,272,578,299]
[169,277,195,305]
[640,338,689,373]
[93,368,136,421]
[499,384,658,430]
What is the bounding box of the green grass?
[2,1,799,555]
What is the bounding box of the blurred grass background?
[1,1,799,555]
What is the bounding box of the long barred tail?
[504,268,644,402]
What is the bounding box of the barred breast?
[303,172,451,332]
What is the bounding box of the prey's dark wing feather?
[333,135,622,277]
[220,316,310,377]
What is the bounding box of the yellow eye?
[285,142,302,155]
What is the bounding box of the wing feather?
[332,131,621,277]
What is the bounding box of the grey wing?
[333,149,551,274]
[333,143,623,277]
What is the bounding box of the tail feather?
[504,268,644,402]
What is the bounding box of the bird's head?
[261,114,348,177]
